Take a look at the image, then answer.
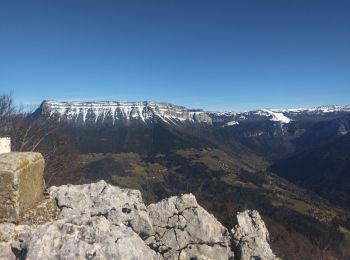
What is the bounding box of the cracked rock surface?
[49,180,154,237]
[231,210,280,260]
[146,194,233,260]
[0,181,279,260]
[1,216,161,260]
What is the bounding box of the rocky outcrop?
[49,180,153,237]
[147,194,233,259]
[232,210,279,260]
[4,217,161,260]
[0,180,279,259]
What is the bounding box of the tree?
[0,92,78,186]
[0,93,16,135]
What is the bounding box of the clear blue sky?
[0,0,349,111]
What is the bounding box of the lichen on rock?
[0,152,47,223]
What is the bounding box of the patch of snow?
[222,121,239,127]
[261,109,291,124]
[213,111,238,116]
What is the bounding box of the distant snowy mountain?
[35,100,350,127]
[271,105,350,114]
[210,105,350,125]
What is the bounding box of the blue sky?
[0,0,349,111]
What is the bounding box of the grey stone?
[0,222,28,260]
[48,180,154,237]
[9,217,161,260]
[147,193,234,260]
[231,210,280,260]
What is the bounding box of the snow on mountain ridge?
[210,105,350,124]
[38,101,350,126]
[271,105,350,113]
[40,100,212,124]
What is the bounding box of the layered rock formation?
[0,180,279,260]
[36,100,212,125]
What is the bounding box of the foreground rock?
[49,180,153,237]
[232,210,279,260]
[0,181,279,259]
[8,217,160,260]
[147,194,233,259]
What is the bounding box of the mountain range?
[36,100,350,126]
[28,100,350,259]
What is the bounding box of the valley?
[2,99,350,259]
